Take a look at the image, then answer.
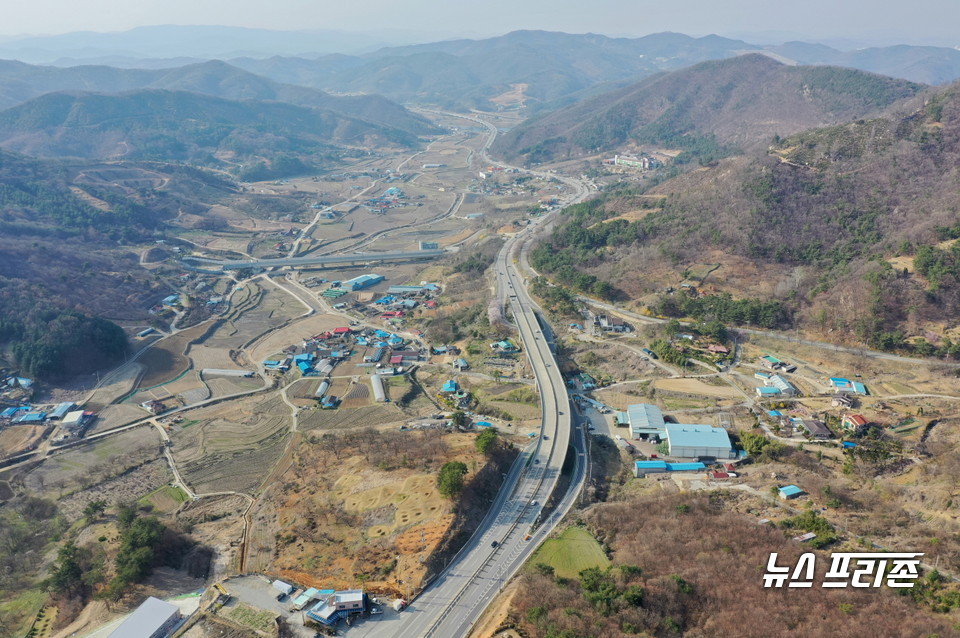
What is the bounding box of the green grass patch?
[139,484,189,512]
[530,526,610,579]
[225,603,277,633]
[662,398,713,410]
[886,382,916,394]
[0,589,47,638]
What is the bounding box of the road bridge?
[182,249,445,272]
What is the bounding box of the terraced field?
[297,403,404,431]
[172,395,291,494]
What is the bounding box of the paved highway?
[182,250,444,272]
[369,112,593,638]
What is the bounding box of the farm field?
[297,403,404,431]
[205,376,262,399]
[23,427,160,497]
[0,424,47,459]
[172,395,291,495]
[136,322,212,387]
[530,526,611,579]
[83,363,145,411]
[189,344,242,370]
[139,483,190,513]
[59,458,172,521]
[653,378,741,398]
[126,371,210,407]
[88,403,151,432]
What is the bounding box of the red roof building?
[842,414,870,431]
[711,471,730,479]
[333,327,352,335]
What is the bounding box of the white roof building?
[108,597,181,638]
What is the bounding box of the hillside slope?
[493,55,925,164]
[530,80,960,351]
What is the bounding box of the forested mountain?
[493,55,925,164]
[0,89,421,168]
[0,150,238,378]
[0,59,437,135]
[529,79,960,352]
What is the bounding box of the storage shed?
[108,597,181,638]
[664,424,735,459]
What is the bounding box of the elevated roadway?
[371,111,593,638]
[182,249,444,272]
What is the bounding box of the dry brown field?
[23,426,160,496]
[297,403,404,431]
[653,378,742,397]
[0,424,47,459]
[84,362,145,411]
[172,395,291,495]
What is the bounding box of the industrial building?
[626,403,666,439]
[664,424,736,459]
[343,273,385,291]
[108,597,181,638]
[634,460,707,477]
[622,403,735,459]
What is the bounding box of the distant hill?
[0,25,395,63]
[232,31,757,110]
[767,42,960,86]
[0,89,422,169]
[493,55,925,164]
[230,30,960,110]
[0,59,437,136]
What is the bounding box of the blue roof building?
[634,460,668,476]
[293,353,315,363]
[441,380,459,393]
[344,274,384,291]
[297,361,314,375]
[778,485,804,499]
[50,402,74,420]
[15,412,46,423]
[664,462,707,472]
[0,406,29,419]
[162,294,180,306]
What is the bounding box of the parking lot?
[222,575,409,637]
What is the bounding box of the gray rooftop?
[627,403,665,433]
[108,597,180,638]
[664,423,732,450]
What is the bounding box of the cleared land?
[653,378,741,397]
[0,425,47,459]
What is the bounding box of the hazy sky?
[4,0,960,46]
